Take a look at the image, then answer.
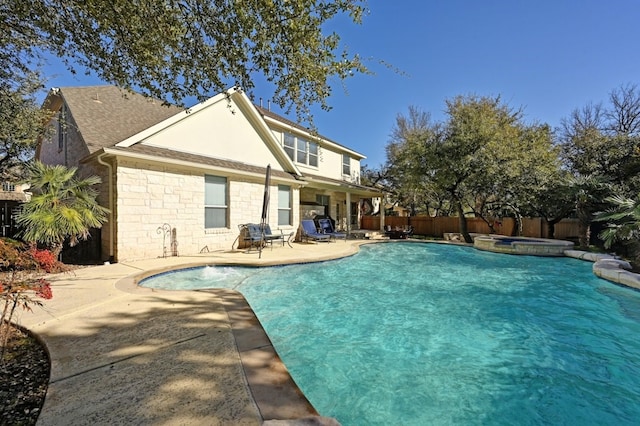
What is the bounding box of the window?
[342,154,351,176]
[277,185,291,226]
[308,142,318,167]
[283,132,319,167]
[284,133,295,161]
[204,175,227,228]
[297,138,308,164]
[2,182,15,192]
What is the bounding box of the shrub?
[0,239,59,362]
[28,247,59,273]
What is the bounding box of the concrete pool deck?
[18,240,367,425]
[16,238,640,425]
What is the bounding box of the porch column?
[346,191,351,234]
[379,196,385,232]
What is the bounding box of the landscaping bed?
[0,324,49,425]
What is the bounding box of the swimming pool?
[141,243,640,425]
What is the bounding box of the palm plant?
[16,161,109,258]
[596,194,640,263]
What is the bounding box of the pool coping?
[564,249,640,290]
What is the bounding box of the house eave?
[98,147,304,185]
[299,175,383,197]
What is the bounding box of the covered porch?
[297,174,383,236]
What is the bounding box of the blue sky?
[41,1,640,167]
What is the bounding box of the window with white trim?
[283,132,319,167]
[278,185,292,226]
[204,175,228,228]
[308,141,318,167]
[297,138,307,164]
[342,154,351,176]
[284,133,295,161]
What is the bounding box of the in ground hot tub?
[474,235,574,256]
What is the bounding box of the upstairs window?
[283,133,295,161]
[283,132,319,167]
[2,182,15,192]
[297,138,308,164]
[342,154,351,176]
[308,142,318,167]
[204,175,228,228]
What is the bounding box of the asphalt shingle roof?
[59,86,184,154]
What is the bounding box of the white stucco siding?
[137,97,286,172]
[114,161,299,261]
[321,149,361,181]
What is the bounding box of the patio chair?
[318,218,347,241]
[240,224,264,252]
[300,220,331,243]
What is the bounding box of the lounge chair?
[300,220,331,243]
[318,218,347,241]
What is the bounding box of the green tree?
[386,97,562,241]
[3,0,369,123]
[0,73,52,180]
[570,175,612,248]
[465,122,561,235]
[525,177,575,239]
[385,106,447,216]
[559,83,640,246]
[560,84,640,195]
[436,95,524,242]
[16,162,109,257]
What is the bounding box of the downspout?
[97,152,114,262]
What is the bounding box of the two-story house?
[37,85,382,262]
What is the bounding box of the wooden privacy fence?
[361,216,580,240]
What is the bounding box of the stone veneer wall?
[39,110,91,169]
[114,161,298,261]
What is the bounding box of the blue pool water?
[141,243,640,425]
